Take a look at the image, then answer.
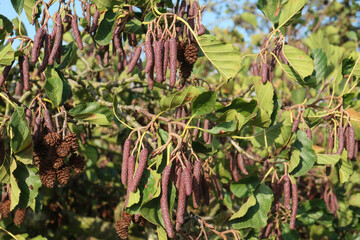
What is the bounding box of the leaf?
[90,0,121,11]
[240,13,257,28]
[289,130,316,177]
[9,160,19,210]
[157,226,168,240]
[205,121,237,135]
[278,0,308,29]
[0,14,14,39]
[256,0,281,24]
[69,102,113,126]
[11,0,24,15]
[231,184,273,230]
[56,42,78,70]
[160,85,205,111]
[44,69,70,106]
[124,19,143,34]
[230,194,257,220]
[23,0,39,24]
[192,91,217,116]
[251,121,291,149]
[0,153,12,183]
[230,176,260,199]
[253,77,274,116]
[312,48,327,83]
[0,42,15,66]
[94,10,119,46]
[347,108,360,140]
[349,193,360,208]
[283,45,314,79]
[197,34,241,80]
[316,154,340,165]
[9,107,33,164]
[278,61,305,85]
[337,157,353,184]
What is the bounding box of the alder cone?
[53,157,64,169]
[115,212,132,239]
[44,132,61,146]
[184,43,198,64]
[69,154,85,174]
[160,165,174,238]
[0,200,11,218]
[130,148,148,192]
[56,141,71,158]
[56,165,70,185]
[39,163,56,188]
[64,132,79,151]
[31,28,46,63]
[121,139,131,186]
[13,208,26,226]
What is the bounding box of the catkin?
[178,0,186,17]
[289,182,298,230]
[121,139,131,186]
[175,176,187,231]
[169,37,177,87]
[90,7,100,33]
[44,109,54,132]
[124,155,135,208]
[0,138,4,166]
[283,175,291,210]
[163,40,170,77]
[160,165,174,238]
[327,128,334,154]
[25,108,32,128]
[49,13,63,65]
[154,40,164,83]
[306,128,312,140]
[72,14,83,50]
[346,126,355,159]
[252,63,259,76]
[203,119,210,142]
[192,160,201,208]
[182,167,193,196]
[231,154,241,182]
[126,44,143,74]
[31,28,46,63]
[37,33,51,74]
[22,55,30,91]
[211,173,223,200]
[237,153,248,175]
[145,34,154,73]
[335,126,344,155]
[0,61,14,88]
[130,148,148,192]
[192,119,201,140]
[291,118,300,133]
[261,63,269,84]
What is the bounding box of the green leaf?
[253,77,274,116]
[289,130,316,177]
[124,19,143,34]
[231,184,273,230]
[312,48,327,83]
[251,121,291,149]
[160,85,205,111]
[240,13,257,28]
[69,102,113,126]
[197,34,241,80]
[192,91,216,116]
[44,68,70,106]
[9,107,33,164]
[157,226,168,240]
[90,0,121,11]
[283,45,314,79]
[316,154,340,165]
[56,42,78,70]
[0,43,15,66]
[0,152,12,183]
[337,157,353,184]
[278,0,308,29]
[347,108,360,140]
[0,14,14,39]
[230,194,257,220]
[23,0,39,24]
[94,10,119,46]
[9,160,19,210]
[349,193,360,208]
[278,61,305,85]
[11,0,24,15]
[206,121,237,135]
[256,0,281,24]
[230,176,260,199]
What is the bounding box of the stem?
[0,93,17,109]
[341,55,360,96]
[261,166,274,184]
[0,226,17,240]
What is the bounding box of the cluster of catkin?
[327,124,358,159]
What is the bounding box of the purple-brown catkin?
[113,30,122,53]
[181,107,186,125]
[178,0,186,17]
[163,40,170,78]
[126,44,143,74]
[237,153,248,175]
[198,24,206,35]
[25,108,32,128]
[154,40,164,83]
[130,148,148,192]
[124,155,135,208]
[346,126,355,159]
[147,67,155,90]
[169,37,177,87]
[264,223,273,238]
[160,165,174,238]
[43,109,54,132]
[37,33,51,74]
[22,55,30,91]
[90,7,100,33]
[261,64,269,84]
[353,141,358,160]
[0,61,14,88]
[175,177,187,231]
[31,28,46,63]
[203,119,210,143]
[283,175,291,210]
[211,173,223,200]
[49,13,63,65]
[231,154,241,182]
[203,174,210,205]
[72,14,83,50]
[327,128,334,154]
[289,182,298,230]
[103,45,110,66]
[145,34,154,73]
[335,127,344,155]
[182,167,192,196]
[121,139,131,186]
[33,116,42,144]
[306,128,312,140]
[291,118,300,133]
[192,119,201,140]
[252,63,259,76]
[192,160,201,208]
